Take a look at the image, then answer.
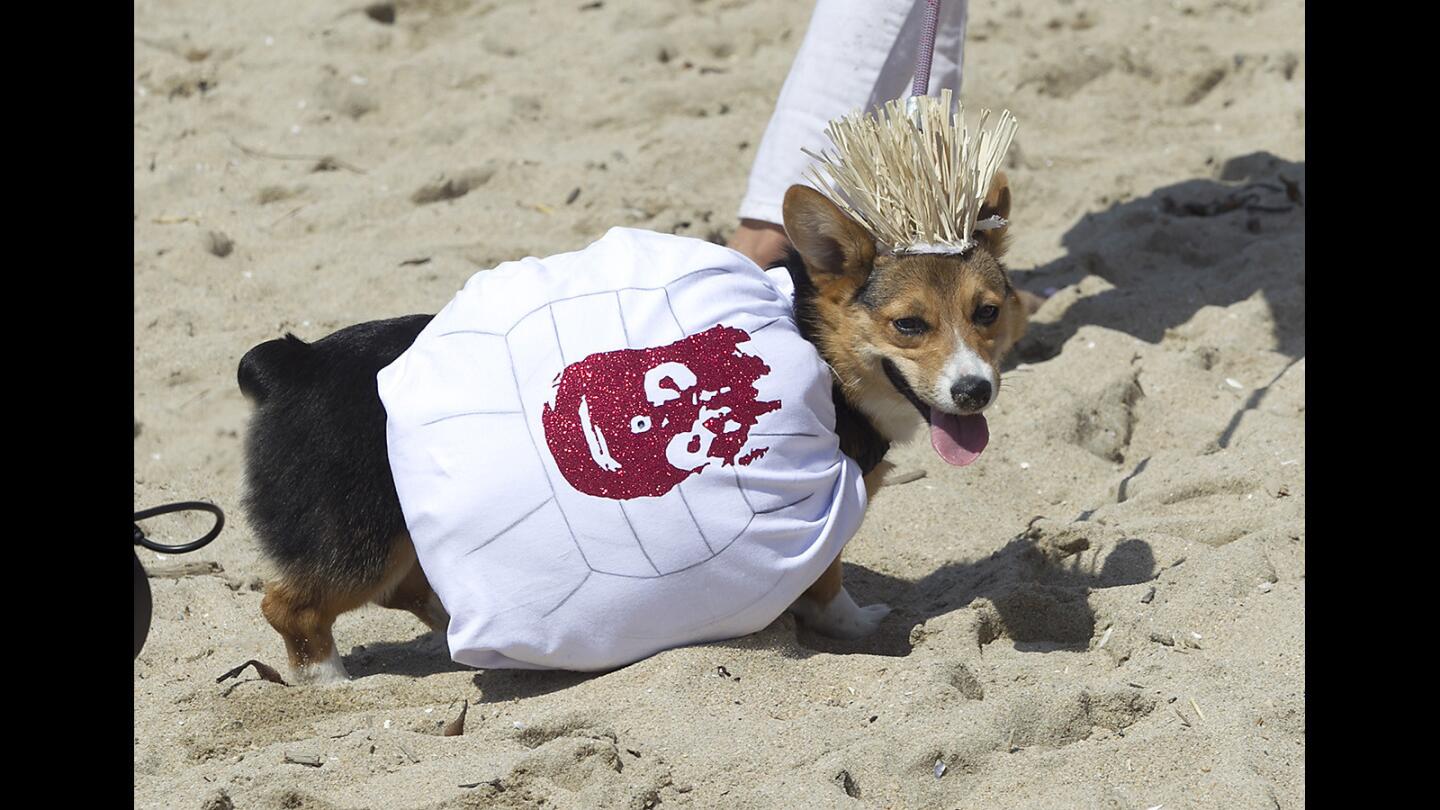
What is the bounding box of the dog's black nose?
[950,376,992,411]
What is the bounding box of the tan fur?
[975,170,1012,258]
[784,175,1028,619]
[801,554,845,606]
[374,549,449,631]
[863,460,895,500]
[261,532,440,676]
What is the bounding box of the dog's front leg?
[790,556,891,639]
[789,463,892,639]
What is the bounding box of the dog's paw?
[792,588,891,640]
[294,651,351,684]
[829,602,892,639]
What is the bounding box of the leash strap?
[134,501,225,555]
[910,0,941,98]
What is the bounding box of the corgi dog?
[238,174,1027,682]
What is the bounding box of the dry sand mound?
[135,0,1304,807]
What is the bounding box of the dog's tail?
[238,334,310,404]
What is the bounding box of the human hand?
[726,219,792,268]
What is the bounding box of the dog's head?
[781,173,1027,466]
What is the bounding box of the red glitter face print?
[541,325,781,500]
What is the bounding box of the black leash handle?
[133,501,225,555]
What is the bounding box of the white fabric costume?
[738,0,969,226]
[378,228,867,671]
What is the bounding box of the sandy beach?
[134,0,1304,807]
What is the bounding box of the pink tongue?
[930,408,989,466]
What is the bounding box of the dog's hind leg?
[261,534,425,684]
[260,579,369,684]
[373,533,450,633]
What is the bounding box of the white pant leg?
[738,0,970,226]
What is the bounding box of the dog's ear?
[974,171,1012,258]
[782,185,876,295]
[994,288,1031,359]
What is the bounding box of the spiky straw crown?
[803,89,1018,256]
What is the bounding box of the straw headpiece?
[802,89,1018,256]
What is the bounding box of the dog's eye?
[892,317,929,336]
[974,305,999,326]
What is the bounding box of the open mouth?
[881,359,990,467]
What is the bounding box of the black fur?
[237,334,308,404]
[240,315,432,589]
[881,358,932,424]
[774,249,891,475]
